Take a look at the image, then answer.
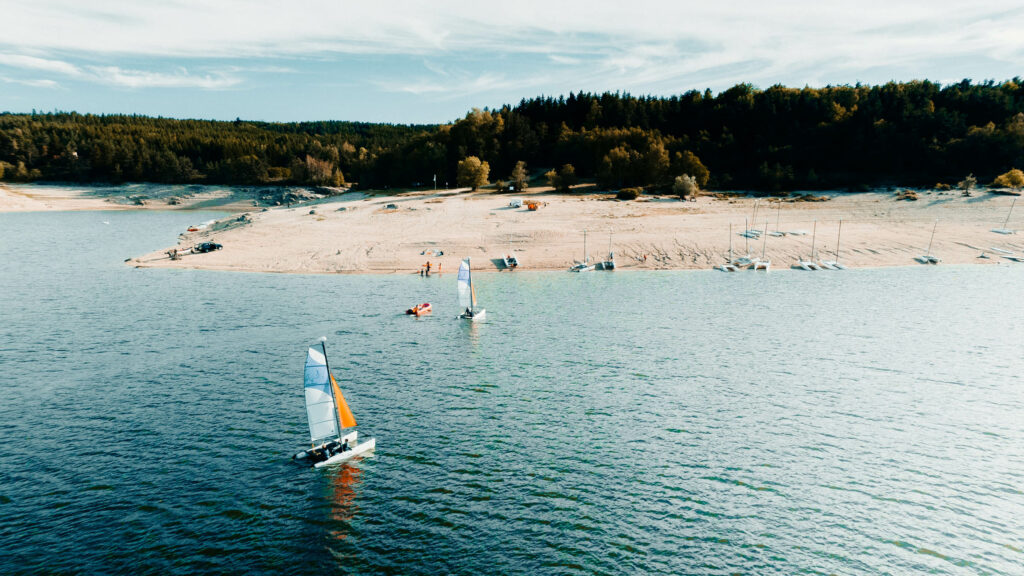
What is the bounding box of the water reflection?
[326,463,363,540]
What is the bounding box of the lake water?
[2,207,1024,575]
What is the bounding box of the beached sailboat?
[458,258,486,320]
[768,201,786,237]
[730,218,755,268]
[916,220,941,264]
[719,223,739,271]
[293,338,375,468]
[797,220,822,270]
[992,198,1016,235]
[570,230,595,272]
[819,219,847,269]
[753,219,771,271]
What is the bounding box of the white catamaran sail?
[294,339,375,468]
[458,258,486,320]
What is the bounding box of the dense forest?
[2,79,1024,191]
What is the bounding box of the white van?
[509,198,523,208]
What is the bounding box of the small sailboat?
[797,220,822,270]
[916,220,941,264]
[731,218,755,267]
[719,223,739,271]
[992,198,1016,235]
[746,199,763,237]
[753,219,771,271]
[820,219,847,269]
[457,258,486,320]
[293,338,375,468]
[596,233,615,270]
[768,201,786,237]
[569,230,595,272]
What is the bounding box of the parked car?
[508,198,523,208]
[385,203,398,210]
[194,242,223,253]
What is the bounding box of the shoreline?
[122,188,1024,275]
[5,182,1022,274]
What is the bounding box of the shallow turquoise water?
[1,208,1024,575]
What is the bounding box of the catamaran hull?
[459,309,486,321]
[308,438,376,468]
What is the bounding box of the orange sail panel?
[330,373,357,428]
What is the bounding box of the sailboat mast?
[926,220,937,257]
[320,338,343,437]
[836,219,843,264]
[744,218,749,254]
[811,220,817,260]
[775,202,781,233]
[467,257,475,309]
[728,222,733,261]
[1004,198,1016,228]
[584,230,588,264]
[761,219,768,259]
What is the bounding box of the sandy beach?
[0,183,267,213]
[112,187,1024,274]
[0,184,133,212]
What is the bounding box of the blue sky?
[1,1,1022,124]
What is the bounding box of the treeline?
[0,113,437,186]
[3,79,1024,191]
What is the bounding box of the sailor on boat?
[292,338,376,468]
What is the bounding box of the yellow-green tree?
[993,168,1024,189]
[675,150,710,187]
[545,164,578,192]
[673,174,699,199]
[457,156,490,190]
[511,161,528,191]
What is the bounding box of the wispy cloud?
[87,66,240,89]
[0,53,82,76]
[0,52,241,89]
[3,1,1024,122]
[1,76,60,88]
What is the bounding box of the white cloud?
[2,1,1023,101]
[0,53,82,76]
[0,52,240,89]
[87,66,240,89]
[1,76,60,88]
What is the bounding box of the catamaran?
[753,219,771,271]
[293,338,375,468]
[992,198,1016,235]
[458,257,486,320]
[731,219,755,267]
[797,220,822,270]
[570,230,595,272]
[768,201,786,237]
[819,219,847,269]
[916,220,941,264]
[719,223,739,271]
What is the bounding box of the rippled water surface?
[2,209,1024,575]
